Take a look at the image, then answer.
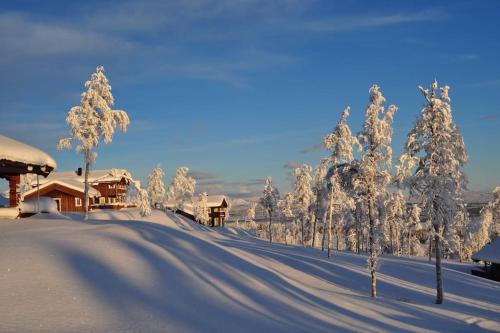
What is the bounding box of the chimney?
[76,168,83,176]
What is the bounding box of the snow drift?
[0,209,498,333]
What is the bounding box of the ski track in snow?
[0,208,499,333]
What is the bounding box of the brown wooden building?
[24,169,133,212]
[167,195,229,227]
[24,180,100,212]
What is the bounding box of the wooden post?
[36,174,40,213]
[8,175,20,207]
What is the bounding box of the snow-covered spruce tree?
[397,80,467,304]
[311,158,330,247]
[259,177,280,243]
[292,164,314,245]
[406,204,422,256]
[385,191,406,255]
[166,167,196,212]
[193,192,210,225]
[355,84,397,298]
[57,66,130,220]
[278,192,296,244]
[147,164,166,208]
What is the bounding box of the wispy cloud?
[479,113,498,121]
[283,160,300,170]
[300,143,323,154]
[297,9,445,33]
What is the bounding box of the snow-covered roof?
[0,134,57,171]
[472,237,500,264]
[24,179,101,197]
[34,168,131,186]
[165,195,228,212]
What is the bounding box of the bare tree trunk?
[390,224,394,255]
[435,234,444,304]
[428,231,432,262]
[368,199,377,298]
[328,199,334,258]
[408,230,412,256]
[269,212,272,243]
[371,270,377,298]
[312,209,318,248]
[301,218,304,246]
[84,161,90,220]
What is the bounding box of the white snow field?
[0,209,498,333]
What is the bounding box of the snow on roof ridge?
[24,179,101,197]
[0,134,57,170]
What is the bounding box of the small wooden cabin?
[23,180,100,212]
[25,169,132,212]
[167,195,229,227]
[471,237,500,282]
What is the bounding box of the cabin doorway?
[54,198,61,212]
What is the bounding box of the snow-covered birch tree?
[147,165,165,208]
[467,186,499,257]
[166,167,196,212]
[385,191,406,255]
[278,192,295,244]
[292,164,313,245]
[259,177,280,243]
[57,66,130,219]
[193,192,210,225]
[355,84,398,298]
[406,204,422,256]
[246,202,258,232]
[311,158,329,247]
[397,80,467,304]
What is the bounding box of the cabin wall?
[24,184,87,212]
[91,178,128,205]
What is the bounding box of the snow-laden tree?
[466,187,499,257]
[128,179,151,217]
[57,66,130,219]
[311,158,330,247]
[323,107,361,252]
[278,192,296,244]
[447,208,470,261]
[166,167,196,212]
[259,177,280,243]
[397,80,467,304]
[147,164,166,208]
[245,202,258,232]
[193,192,210,225]
[406,204,422,256]
[326,172,354,258]
[19,173,36,200]
[354,84,397,298]
[385,191,406,255]
[292,164,313,245]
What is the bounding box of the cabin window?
[75,197,82,207]
[99,197,106,205]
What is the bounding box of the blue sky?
[0,0,499,200]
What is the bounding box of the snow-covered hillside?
[0,209,498,333]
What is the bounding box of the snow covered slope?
[0,209,499,333]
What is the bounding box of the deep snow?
[0,209,498,333]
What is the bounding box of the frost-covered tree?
[193,192,210,225]
[57,66,130,219]
[292,165,313,245]
[259,177,280,243]
[311,158,329,247]
[166,167,196,212]
[397,80,467,304]
[323,107,361,253]
[467,187,500,257]
[385,191,406,255]
[147,164,165,208]
[406,204,422,256]
[278,192,295,244]
[245,202,258,232]
[127,179,151,217]
[326,172,354,258]
[355,84,397,298]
